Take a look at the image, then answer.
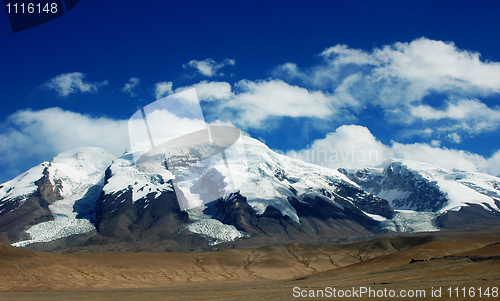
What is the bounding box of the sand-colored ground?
[1,232,499,300]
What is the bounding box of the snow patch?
[377,189,411,203]
[361,210,397,231]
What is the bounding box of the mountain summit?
[1,137,499,251]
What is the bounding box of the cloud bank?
[224,79,338,128]
[274,38,500,141]
[0,108,129,182]
[287,124,500,176]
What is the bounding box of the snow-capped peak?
[102,151,175,203]
[9,147,115,247]
[47,147,116,198]
[345,158,500,213]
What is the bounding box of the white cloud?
[224,79,338,128]
[390,141,485,172]
[175,81,232,101]
[154,81,173,99]
[447,133,462,144]
[183,58,235,77]
[121,77,140,97]
[274,38,500,140]
[485,150,500,176]
[281,38,500,106]
[410,99,500,135]
[372,38,500,95]
[45,72,108,97]
[0,108,128,182]
[288,124,500,175]
[154,81,232,101]
[152,79,350,130]
[287,125,389,169]
[411,99,500,121]
[321,44,379,66]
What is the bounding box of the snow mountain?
[1,138,499,251]
[340,160,500,232]
[0,148,115,247]
[95,136,392,249]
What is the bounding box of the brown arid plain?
[1,228,499,301]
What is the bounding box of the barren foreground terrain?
[1,229,499,300]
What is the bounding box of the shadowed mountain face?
[0,194,52,244]
[0,138,500,252]
[212,191,380,244]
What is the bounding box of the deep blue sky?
[1,0,500,182]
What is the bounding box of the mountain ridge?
[1,137,499,251]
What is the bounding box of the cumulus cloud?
[278,38,500,105]
[274,37,500,140]
[154,81,173,99]
[183,58,235,77]
[315,38,500,100]
[371,39,500,95]
[447,133,462,144]
[45,72,108,97]
[485,150,500,176]
[410,98,500,135]
[287,125,389,169]
[0,108,128,182]
[288,124,500,175]
[224,79,338,128]
[121,77,140,97]
[389,141,484,171]
[153,79,342,129]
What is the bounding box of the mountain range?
[1,136,499,252]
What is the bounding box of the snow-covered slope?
[230,137,369,222]
[102,150,174,204]
[9,148,115,247]
[0,163,47,213]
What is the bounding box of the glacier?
[11,147,115,247]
